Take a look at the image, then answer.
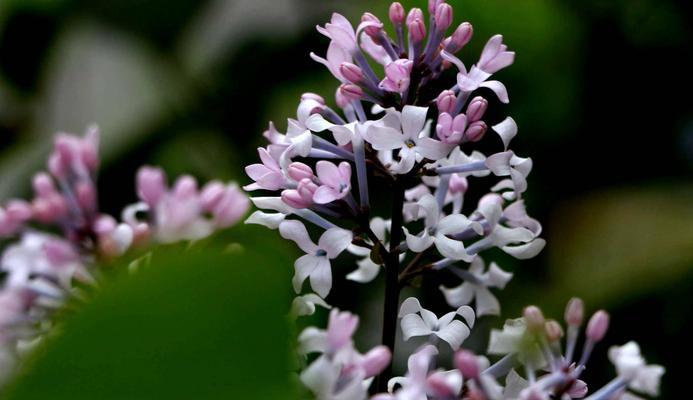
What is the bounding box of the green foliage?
[3,225,298,400]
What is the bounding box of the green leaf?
[4,226,298,400]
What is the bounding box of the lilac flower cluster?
[243,1,664,399]
[0,127,249,382]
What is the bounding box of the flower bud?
[466,96,488,122]
[44,239,77,265]
[564,297,584,326]
[454,350,479,379]
[287,162,314,182]
[93,214,117,236]
[406,8,424,25]
[301,92,325,105]
[360,346,391,378]
[544,320,564,342]
[380,59,413,93]
[80,126,100,172]
[408,19,426,43]
[523,305,545,333]
[339,62,364,83]
[436,90,456,114]
[434,3,453,31]
[389,2,405,25]
[464,121,487,142]
[427,374,457,398]
[448,174,468,194]
[281,189,310,209]
[450,22,473,51]
[586,310,609,342]
[32,172,56,196]
[296,179,318,202]
[326,309,359,352]
[428,0,444,14]
[361,13,383,38]
[335,87,350,109]
[5,200,32,222]
[137,166,166,206]
[338,83,363,102]
[75,181,97,212]
[173,175,198,199]
[200,181,226,211]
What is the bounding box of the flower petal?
[403,227,435,253]
[309,257,332,298]
[364,125,404,150]
[479,80,509,104]
[439,282,475,308]
[280,220,318,254]
[401,314,432,341]
[244,211,285,229]
[318,227,353,258]
[435,320,470,350]
[492,117,517,149]
[401,105,428,139]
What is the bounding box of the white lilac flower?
[608,342,664,397]
[439,256,513,317]
[346,217,390,283]
[363,106,452,174]
[398,297,475,350]
[290,293,332,317]
[403,194,482,261]
[279,220,352,297]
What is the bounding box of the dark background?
[0,0,691,397]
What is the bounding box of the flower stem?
[375,180,405,392]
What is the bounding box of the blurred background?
[0,0,691,398]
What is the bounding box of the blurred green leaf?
[4,226,298,400]
[547,183,693,306]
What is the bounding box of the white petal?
[485,151,514,176]
[401,314,432,341]
[435,235,475,261]
[415,193,440,228]
[244,211,285,229]
[251,196,295,214]
[297,327,327,354]
[364,125,404,150]
[474,287,501,316]
[308,257,332,298]
[401,105,428,138]
[501,238,546,259]
[293,254,321,294]
[346,259,380,283]
[291,294,331,317]
[485,262,513,288]
[280,220,319,254]
[398,297,423,317]
[404,228,435,253]
[435,320,470,350]
[300,356,339,397]
[456,305,476,328]
[492,117,517,149]
[439,282,475,308]
[415,137,453,161]
[318,227,353,258]
[479,80,509,104]
[437,214,481,235]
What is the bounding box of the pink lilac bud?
[436,90,456,114]
[389,2,405,25]
[408,19,426,43]
[93,214,117,236]
[43,239,77,265]
[339,62,364,83]
[427,374,457,398]
[33,172,56,196]
[524,305,546,333]
[434,3,453,31]
[586,310,609,342]
[464,120,487,142]
[326,309,359,353]
[297,179,318,202]
[288,162,314,182]
[75,181,97,213]
[406,8,424,25]
[380,59,413,93]
[448,174,468,194]
[449,22,473,51]
[137,166,167,206]
[545,320,564,342]
[436,113,466,144]
[428,0,444,14]
[361,13,383,38]
[466,96,488,122]
[565,297,584,326]
[335,87,350,109]
[210,184,249,227]
[80,126,100,171]
[47,153,67,179]
[338,83,363,102]
[454,350,479,379]
[200,181,226,211]
[281,190,309,209]
[360,346,391,378]
[567,380,588,398]
[5,200,32,222]
[173,175,197,199]
[32,195,67,223]
[300,92,325,104]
